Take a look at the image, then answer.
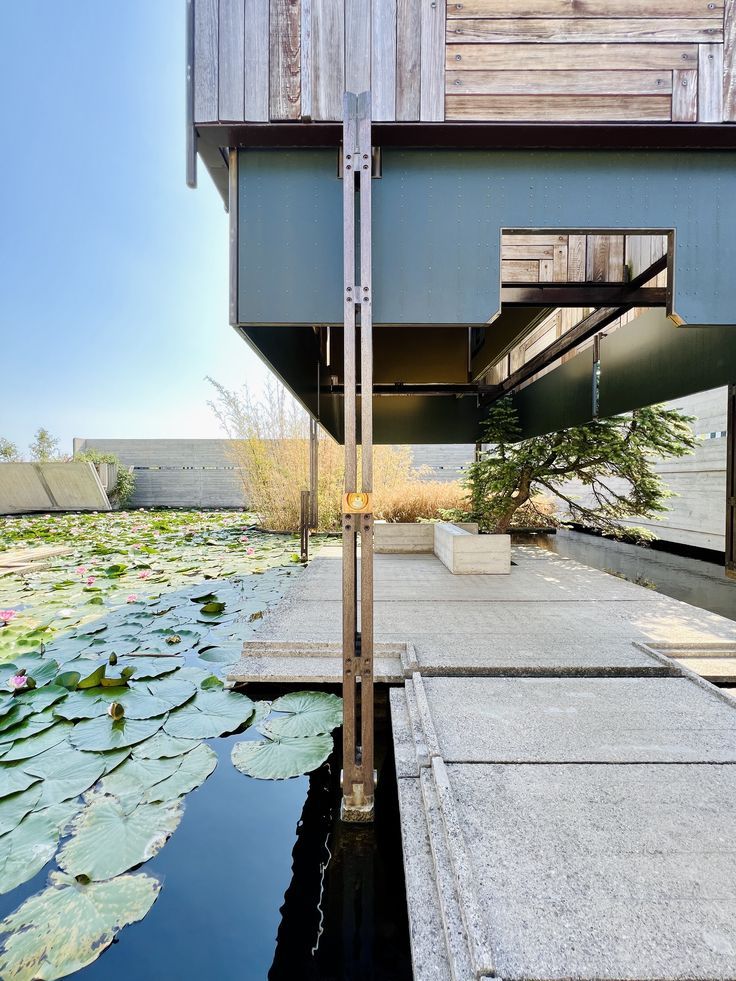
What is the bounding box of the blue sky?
[0,0,267,455]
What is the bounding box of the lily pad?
[0,870,161,978]
[0,705,60,743]
[164,690,254,740]
[97,755,184,811]
[0,704,34,735]
[15,684,68,713]
[69,714,165,752]
[142,677,197,711]
[58,796,182,880]
[263,691,343,738]
[231,733,333,780]
[118,656,184,679]
[0,768,41,800]
[0,801,80,893]
[22,744,108,807]
[0,784,43,835]
[132,731,199,759]
[1,721,73,762]
[143,744,217,804]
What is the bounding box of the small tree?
[28,428,60,462]
[465,398,697,539]
[0,438,21,463]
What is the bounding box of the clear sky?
[0,0,267,456]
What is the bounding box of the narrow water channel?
[519,529,736,624]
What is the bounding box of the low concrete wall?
[0,463,111,514]
[374,523,434,553]
[434,522,511,575]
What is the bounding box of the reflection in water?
[523,529,736,623]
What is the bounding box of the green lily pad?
[0,801,80,893]
[0,705,60,742]
[164,690,254,740]
[231,733,333,780]
[0,784,43,835]
[132,732,199,759]
[58,796,182,880]
[0,870,161,978]
[0,768,41,800]
[263,691,343,738]
[23,744,108,807]
[143,744,217,804]
[1,720,73,762]
[55,685,170,722]
[0,704,34,735]
[142,677,197,711]
[15,684,68,713]
[197,648,237,664]
[118,656,184,679]
[199,674,224,690]
[69,714,165,752]
[97,755,184,811]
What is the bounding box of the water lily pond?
[0,510,411,979]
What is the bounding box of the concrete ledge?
[0,462,111,514]
[374,522,434,553]
[434,522,511,575]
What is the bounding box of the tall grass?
[207,378,468,532]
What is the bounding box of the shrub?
[75,450,136,508]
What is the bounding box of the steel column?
[727,385,736,580]
[341,91,375,822]
[309,416,318,529]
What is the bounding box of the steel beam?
[341,91,375,822]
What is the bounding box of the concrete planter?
[374,521,511,574]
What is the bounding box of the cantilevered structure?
[188,0,736,815]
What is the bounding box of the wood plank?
[421,0,446,120]
[502,244,555,259]
[553,244,568,282]
[501,260,540,282]
[586,235,625,281]
[725,0,736,120]
[300,0,312,118]
[446,19,723,44]
[270,0,301,118]
[372,0,397,120]
[539,259,554,282]
[698,43,723,121]
[446,69,672,95]
[447,0,723,16]
[194,0,219,122]
[346,0,371,93]
[447,42,699,70]
[446,94,672,120]
[672,67,698,120]
[502,233,568,246]
[568,235,586,282]
[312,0,343,120]
[219,0,245,120]
[244,0,270,120]
[396,0,421,119]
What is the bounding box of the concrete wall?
[560,387,727,553]
[0,463,111,514]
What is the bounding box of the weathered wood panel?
[312,0,344,119]
[219,0,245,120]
[501,260,539,282]
[699,42,724,120]
[421,0,446,120]
[270,0,300,119]
[446,94,672,120]
[244,0,270,120]
[672,67,699,120]
[346,0,371,93]
[586,235,624,281]
[373,0,397,120]
[447,19,723,44]
[447,42,699,70]
[396,0,422,119]
[194,0,219,122]
[446,69,672,94]
[568,235,586,282]
[447,0,723,16]
[301,0,312,117]
[725,0,736,120]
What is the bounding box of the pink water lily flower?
[76,565,88,576]
[0,610,17,624]
[126,594,139,603]
[137,570,152,580]
[239,535,249,543]
[86,576,96,585]
[246,547,255,556]
[8,674,28,691]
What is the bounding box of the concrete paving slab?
[448,762,736,980]
[420,676,736,762]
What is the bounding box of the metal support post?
[341,91,375,822]
[309,417,319,529]
[727,385,735,580]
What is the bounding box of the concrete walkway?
[231,545,736,980]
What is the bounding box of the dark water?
[521,529,736,623]
[0,689,412,981]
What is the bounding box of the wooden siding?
[192,0,735,124]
